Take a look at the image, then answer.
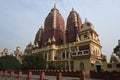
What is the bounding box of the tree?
[21,53,46,70]
[47,61,65,70]
[0,55,21,70]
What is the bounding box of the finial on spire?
[118,40,120,45]
[54,3,56,9]
[85,18,88,23]
[72,7,75,11]
[39,26,43,30]
[41,26,43,29]
[30,41,32,45]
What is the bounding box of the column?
[18,71,22,80]
[77,46,79,52]
[80,71,85,80]
[27,71,32,80]
[64,50,67,59]
[47,52,48,61]
[51,50,55,60]
[10,71,14,80]
[0,71,3,76]
[56,72,62,80]
[40,71,45,80]
[4,70,8,77]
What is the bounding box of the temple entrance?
[96,64,101,72]
[95,61,101,72]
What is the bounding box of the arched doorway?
[95,61,101,72]
[80,62,84,71]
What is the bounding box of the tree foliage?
[0,55,21,70]
[21,53,46,70]
[47,61,65,70]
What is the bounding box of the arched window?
[48,53,51,60]
[45,53,47,59]
[80,62,84,71]
[66,52,69,58]
[62,53,65,59]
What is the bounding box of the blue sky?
[0,0,120,61]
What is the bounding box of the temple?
[24,5,120,72]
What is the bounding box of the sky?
[0,0,120,62]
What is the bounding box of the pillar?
[65,50,66,59]
[47,52,48,61]
[10,71,14,80]
[40,71,45,80]
[4,70,8,77]
[56,72,62,80]
[104,72,110,80]
[0,71,3,76]
[80,71,85,80]
[18,71,22,80]
[77,46,79,52]
[27,71,32,80]
[51,50,55,60]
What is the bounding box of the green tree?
[47,61,56,70]
[0,55,21,70]
[47,61,65,70]
[21,53,46,70]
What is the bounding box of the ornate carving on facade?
[14,46,22,63]
[110,40,120,63]
[2,48,9,56]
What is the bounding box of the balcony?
[72,50,89,57]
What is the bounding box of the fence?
[0,70,89,80]
[90,71,120,80]
[0,70,120,80]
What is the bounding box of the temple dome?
[110,54,119,63]
[34,27,44,47]
[67,8,82,30]
[43,5,65,46]
[66,8,82,43]
[80,18,95,32]
[114,40,120,53]
[44,5,65,31]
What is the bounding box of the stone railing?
[0,70,88,80]
[1,70,120,80]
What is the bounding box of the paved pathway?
[0,74,103,80]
